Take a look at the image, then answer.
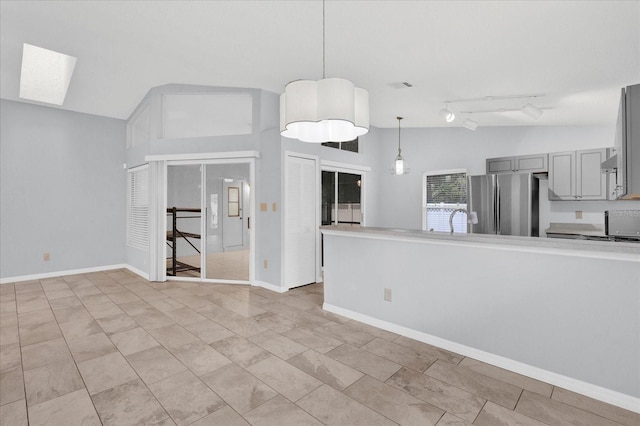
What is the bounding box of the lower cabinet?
[549,148,607,200]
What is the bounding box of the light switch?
[272,203,277,212]
[260,203,267,212]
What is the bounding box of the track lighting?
[439,107,455,123]
[462,118,478,131]
[521,103,543,120]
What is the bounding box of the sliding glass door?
[322,171,362,225]
[165,162,251,282]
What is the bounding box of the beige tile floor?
[1,269,639,426]
[171,249,249,280]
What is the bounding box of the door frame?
[146,151,257,284]
[320,160,370,226]
[282,151,321,288]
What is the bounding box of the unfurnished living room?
[1,1,639,426]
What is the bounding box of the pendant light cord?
[322,0,326,79]
[397,117,403,153]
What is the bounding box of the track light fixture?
[439,106,455,123]
[521,103,543,120]
[462,118,478,131]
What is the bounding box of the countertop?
[545,222,606,237]
[321,225,640,259]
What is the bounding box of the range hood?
[602,84,640,200]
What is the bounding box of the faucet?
[449,208,468,234]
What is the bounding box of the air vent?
[387,82,414,89]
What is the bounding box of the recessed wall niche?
[162,93,253,139]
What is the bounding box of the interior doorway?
[165,162,252,282]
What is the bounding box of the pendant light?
[391,117,409,175]
[279,0,369,143]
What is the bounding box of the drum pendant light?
[280,0,369,143]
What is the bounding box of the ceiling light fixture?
[439,106,455,122]
[391,117,409,175]
[444,93,545,104]
[462,118,478,131]
[521,103,544,120]
[279,0,369,143]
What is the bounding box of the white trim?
[1,264,131,284]
[424,168,467,177]
[167,277,250,285]
[323,303,640,413]
[156,157,256,283]
[422,169,467,231]
[124,264,150,280]
[320,160,371,173]
[145,151,259,162]
[128,163,149,172]
[252,280,288,293]
[320,162,368,226]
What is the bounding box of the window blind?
[127,167,149,250]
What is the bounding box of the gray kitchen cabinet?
[486,154,548,174]
[549,148,607,200]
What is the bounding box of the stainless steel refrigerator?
[467,173,539,236]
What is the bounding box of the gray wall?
[323,231,640,398]
[0,99,126,279]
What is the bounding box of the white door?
[223,180,244,250]
[284,155,317,288]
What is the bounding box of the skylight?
[19,43,77,105]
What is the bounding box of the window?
[423,169,467,233]
[127,166,149,250]
[322,138,359,153]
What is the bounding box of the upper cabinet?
[549,148,607,200]
[604,84,640,200]
[486,154,548,174]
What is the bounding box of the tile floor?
[0,269,638,426]
[173,250,250,281]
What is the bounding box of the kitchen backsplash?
[538,180,640,236]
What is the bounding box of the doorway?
[165,161,252,282]
[322,171,362,226]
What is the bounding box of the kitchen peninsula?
[321,226,640,410]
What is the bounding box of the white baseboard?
[0,264,130,285]
[323,303,640,414]
[252,280,288,293]
[124,264,149,280]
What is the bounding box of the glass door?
[322,171,362,226]
[321,170,362,267]
[166,165,203,278]
[204,163,250,281]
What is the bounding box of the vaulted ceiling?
[1,1,638,128]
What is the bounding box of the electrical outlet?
[384,288,392,302]
[43,252,50,261]
[575,211,583,219]
[263,259,268,269]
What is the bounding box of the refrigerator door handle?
[496,181,501,235]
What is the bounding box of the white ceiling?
[1,0,638,128]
